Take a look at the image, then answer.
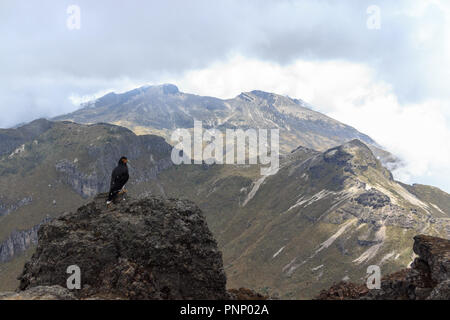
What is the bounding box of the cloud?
[1,1,449,113]
[0,0,449,191]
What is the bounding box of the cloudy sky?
[1,0,449,192]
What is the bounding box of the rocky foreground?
[1,194,235,300]
[317,235,450,300]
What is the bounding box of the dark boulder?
[18,193,228,300]
[355,190,391,209]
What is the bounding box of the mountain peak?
[248,90,274,98]
[238,90,292,103]
[323,139,379,171]
[160,83,179,94]
[140,83,180,95]
[340,139,373,153]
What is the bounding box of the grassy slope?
[152,143,448,298]
[1,122,448,298]
[0,122,173,290]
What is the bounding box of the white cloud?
[328,91,450,192]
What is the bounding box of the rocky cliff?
[13,193,228,300]
[317,235,450,300]
[0,218,50,263]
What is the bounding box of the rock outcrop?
[54,128,173,199]
[0,218,50,263]
[317,235,450,300]
[0,196,33,217]
[16,193,228,300]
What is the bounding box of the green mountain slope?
[0,120,448,299]
[0,120,173,290]
[0,119,54,157]
[153,140,449,298]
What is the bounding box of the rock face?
[355,190,391,209]
[413,235,450,284]
[0,196,33,217]
[317,235,450,300]
[53,125,173,199]
[365,235,450,300]
[0,218,50,263]
[17,193,228,300]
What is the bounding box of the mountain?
[153,139,449,298]
[0,112,448,298]
[0,118,54,158]
[53,84,396,165]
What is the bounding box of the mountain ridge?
[53,84,392,161]
[0,109,448,298]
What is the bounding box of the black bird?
[107,156,129,204]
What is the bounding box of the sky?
[0,0,449,192]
